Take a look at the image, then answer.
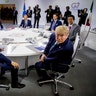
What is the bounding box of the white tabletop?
[0,28,51,57]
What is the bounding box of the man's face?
[53,15,58,21]
[67,17,74,25]
[24,15,28,20]
[56,33,68,44]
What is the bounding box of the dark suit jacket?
[26,9,32,18]
[45,9,54,19]
[0,21,3,30]
[19,19,32,28]
[68,23,80,42]
[63,10,71,25]
[34,8,41,18]
[78,12,88,26]
[49,20,62,31]
[13,10,18,17]
[43,33,73,65]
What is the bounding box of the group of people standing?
[0,6,18,25]
[25,4,41,28]
[45,5,88,26]
[0,4,88,28]
[20,4,87,29]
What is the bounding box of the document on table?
[26,45,45,52]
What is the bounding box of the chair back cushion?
[52,63,70,73]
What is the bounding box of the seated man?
[67,15,80,42]
[0,50,25,88]
[0,21,3,30]
[49,13,62,32]
[35,25,73,81]
[19,14,32,28]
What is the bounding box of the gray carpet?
[0,46,96,96]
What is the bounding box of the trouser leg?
[35,62,48,78]
[34,18,36,28]
[37,18,39,28]
[1,64,19,85]
[11,67,18,85]
[16,17,17,25]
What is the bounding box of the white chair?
[72,25,90,66]
[38,33,80,96]
[79,25,90,49]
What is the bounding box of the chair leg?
[38,77,74,96]
[0,84,10,90]
[38,79,54,86]
[56,80,73,88]
[74,58,81,63]
[71,58,82,67]
[54,79,59,95]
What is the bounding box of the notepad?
[35,46,45,51]
[43,42,48,44]
[26,45,44,52]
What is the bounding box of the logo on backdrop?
[71,2,80,10]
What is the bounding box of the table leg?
[25,56,28,76]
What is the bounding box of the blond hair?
[55,25,69,35]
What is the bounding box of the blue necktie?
[51,21,55,30]
[49,42,57,51]
[24,20,27,28]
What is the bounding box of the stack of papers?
[35,46,45,51]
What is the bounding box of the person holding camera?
[78,8,88,26]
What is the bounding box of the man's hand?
[39,54,47,62]
[52,30,55,32]
[26,26,30,29]
[0,48,4,52]
[11,61,19,69]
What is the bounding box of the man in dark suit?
[45,5,54,23]
[53,5,62,19]
[49,14,62,32]
[67,15,80,42]
[78,8,88,26]
[13,7,18,25]
[19,14,32,28]
[33,4,41,28]
[0,21,3,30]
[63,6,71,26]
[35,25,73,81]
[26,6,32,18]
[0,52,25,88]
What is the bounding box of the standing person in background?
[49,14,62,32]
[0,20,3,30]
[63,6,71,26]
[78,8,88,26]
[26,6,32,18]
[45,5,53,23]
[54,5,62,19]
[33,4,41,28]
[13,7,18,25]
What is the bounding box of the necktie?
[51,21,55,30]
[49,42,57,51]
[24,20,27,28]
[69,26,72,31]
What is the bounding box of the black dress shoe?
[11,82,25,88]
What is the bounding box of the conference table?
[0,28,52,75]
